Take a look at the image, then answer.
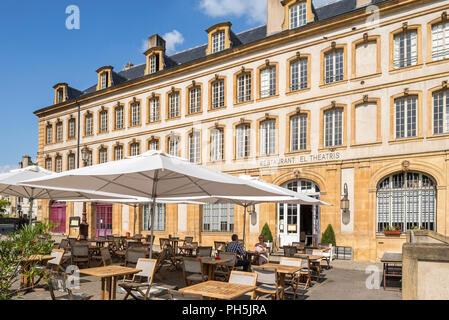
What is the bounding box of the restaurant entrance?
[277,180,320,247]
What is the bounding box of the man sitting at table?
[226,234,250,271]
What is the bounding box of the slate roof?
[38,0,393,113]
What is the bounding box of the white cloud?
[162,30,185,53]
[0,165,16,174]
[198,0,267,25]
[141,29,185,54]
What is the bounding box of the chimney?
[356,0,372,8]
[267,0,285,36]
[147,34,166,51]
[123,62,134,71]
[19,155,33,168]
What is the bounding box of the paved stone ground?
[11,259,401,300]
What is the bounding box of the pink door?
[96,204,113,237]
[50,202,66,233]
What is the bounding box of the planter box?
[385,230,401,236]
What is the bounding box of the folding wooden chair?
[119,258,157,300]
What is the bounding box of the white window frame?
[85,115,93,136]
[325,49,344,84]
[212,31,225,54]
[289,2,307,29]
[55,157,62,173]
[46,125,53,144]
[149,140,159,151]
[237,73,251,103]
[115,106,124,129]
[393,30,418,69]
[68,154,75,170]
[168,136,179,157]
[290,58,308,91]
[149,98,160,123]
[260,67,276,98]
[56,123,63,142]
[169,92,180,118]
[100,111,108,133]
[210,128,224,162]
[395,96,417,139]
[115,146,123,161]
[212,80,225,109]
[100,72,108,89]
[324,108,343,147]
[99,149,108,164]
[236,124,250,159]
[68,119,76,138]
[45,158,52,171]
[432,21,449,61]
[131,103,141,127]
[290,114,308,151]
[189,87,201,114]
[260,119,276,156]
[130,143,140,157]
[202,203,234,232]
[433,89,449,135]
[143,204,166,231]
[189,131,201,163]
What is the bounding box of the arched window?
[377,172,436,233]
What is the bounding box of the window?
[189,131,201,163]
[46,125,53,144]
[149,97,160,123]
[290,58,308,91]
[130,143,140,157]
[99,110,108,133]
[237,73,252,103]
[168,136,179,156]
[212,31,225,53]
[149,54,160,74]
[394,96,417,139]
[210,128,224,162]
[143,204,166,231]
[45,158,52,171]
[85,151,92,166]
[433,89,449,134]
[56,88,64,103]
[189,87,201,114]
[99,148,108,164]
[324,49,344,84]
[236,124,250,159]
[211,80,225,109]
[168,92,180,118]
[393,30,417,69]
[290,114,307,151]
[85,114,93,136]
[115,106,124,130]
[68,118,76,138]
[260,66,276,98]
[114,146,123,161]
[68,154,76,170]
[289,2,307,29]
[56,123,63,142]
[100,72,109,89]
[431,21,449,61]
[148,139,159,151]
[130,102,141,127]
[377,172,436,233]
[324,108,343,147]
[55,157,62,173]
[260,119,276,156]
[203,203,234,232]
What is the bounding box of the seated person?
[226,234,250,271]
[254,235,268,265]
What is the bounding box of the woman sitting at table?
[254,235,268,265]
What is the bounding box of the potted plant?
[384,225,402,236]
[260,223,273,252]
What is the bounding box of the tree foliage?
[260,223,273,242]
[321,224,336,247]
[0,197,11,214]
[0,221,54,300]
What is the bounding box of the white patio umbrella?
[166,175,331,248]
[0,166,135,225]
[21,151,287,258]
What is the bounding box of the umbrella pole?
[149,170,159,259]
[28,198,34,226]
[133,204,137,236]
[242,205,247,250]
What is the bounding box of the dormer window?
[96,66,113,91]
[144,34,166,75]
[206,22,232,55]
[57,88,64,103]
[289,2,307,29]
[212,31,225,53]
[53,83,68,104]
[149,54,160,74]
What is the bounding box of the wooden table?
[20,255,55,290]
[178,245,196,256]
[381,252,402,291]
[258,263,301,300]
[199,257,232,280]
[180,280,256,300]
[294,253,323,262]
[80,265,141,300]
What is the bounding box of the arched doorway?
[277,180,321,247]
[50,202,66,234]
[376,172,436,233]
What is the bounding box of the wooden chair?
[305,249,323,281]
[59,239,69,250]
[318,243,333,269]
[228,270,257,300]
[168,289,203,300]
[279,257,309,299]
[48,274,93,301]
[196,246,212,257]
[100,247,113,266]
[214,241,227,254]
[159,238,171,249]
[182,257,208,286]
[184,236,194,244]
[214,251,237,282]
[68,237,77,248]
[47,249,66,273]
[71,245,89,268]
[283,246,297,257]
[252,266,280,300]
[119,258,157,300]
[125,247,147,268]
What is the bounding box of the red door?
[96,204,113,237]
[50,202,66,233]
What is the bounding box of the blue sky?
[0,0,334,172]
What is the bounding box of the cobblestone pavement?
[11,259,401,300]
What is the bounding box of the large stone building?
[34,0,449,261]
